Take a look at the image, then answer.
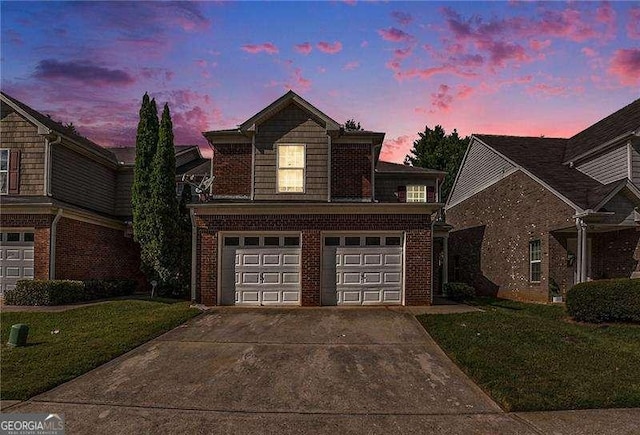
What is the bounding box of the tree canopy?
[344,119,363,131]
[404,125,469,202]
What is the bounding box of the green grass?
[417,298,640,412]
[1,299,200,400]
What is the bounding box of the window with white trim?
[277,144,305,193]
[529,240,541,283]
[406,185,427,202]
[0,149,8,195]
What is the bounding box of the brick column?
[301,230,321,306]
[405,229,431,305]
[198,230,217,305]
[34,227,50,279]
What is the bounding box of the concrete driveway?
[7,308,629,434]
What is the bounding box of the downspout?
[251,130,256,201]
[49,208,63,279]
[190,208,198,302]
[580,220,588,282]
[628,141,633,181]
[430,218,435,305]
[370,143,375,202]
[44,134,61,196]
[327,133,332,202]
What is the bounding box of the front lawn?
[1,299,200,400]
[418,298,640,412]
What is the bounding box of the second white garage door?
[322,235,403,305]
[0,231,35,296]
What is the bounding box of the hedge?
[566,278,640,323]
[444,282,476,302]
[3,279,137,306]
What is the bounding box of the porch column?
[575,218,588,283]
[442,234,449,285]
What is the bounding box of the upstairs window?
[406,185,427,202]
[277,144,305,193]
[529,240,541,283]
[0,149,8,195]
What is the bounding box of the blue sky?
[2,1,638,161]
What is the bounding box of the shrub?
[444,282,476,302]
[4,279,138,306]
[566,279,640,323]
[4,280,85,306]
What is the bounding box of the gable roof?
[564,98,640,163]
[376,161,446,176]
[237,90,341,132]
[111,145,201,165]
[1,91,118,164]
[474,134,606,210]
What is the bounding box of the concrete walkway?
[3,308,639,434]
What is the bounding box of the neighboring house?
[0,92,209,294]
[191,90,447,306]
[446,98,640,302]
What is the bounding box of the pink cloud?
[628,7,640,39]
[581,47,598,58]
[34,59,135,86]
[529,39,551,51]
[391,10,413,26]
[595,2,616,39]
[381,135,415,162]
[285,68,312,93]
[393,47,413,60]
[317,41,342,54]
[378,27,413,43]
[295,42,312,55]
[609,48,640,86]
[526,83,570,97]
[429,84,476,112]
[241,43,279,54]
[361,40,369,48]
[343,61,360,71]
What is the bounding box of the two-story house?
[190,91,447,306]
[0,92,209,294]
[446,98,640,302]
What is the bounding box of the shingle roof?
[177,158,210,177]
[474,134,605,209]
[1,91,118,163]
[110,145,199,164]
[564,98,640,162]
[376,160,446,175]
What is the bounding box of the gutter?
[44,134,61,196]
[190,208,198,302]
[49,208,63,279]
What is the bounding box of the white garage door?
[220,234,301,306]
[0,231,35,295]
[322,235,403,305]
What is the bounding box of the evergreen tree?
[344,119,363,131]
[404,125,468,202]
[132,94,159,277]
[176,184,193,297]
[148,103,180,292]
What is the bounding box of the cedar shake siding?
[446,170,575,302]
[0,111,45,195]
[211,144,251,196]
[331,143,372,200]
[253,103,328,201]
[50,144,117,215]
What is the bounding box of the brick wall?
[446,170,575,302]
[211,144,251,196]
[54,217,146,288]
[331,144,372,199]
[592,228,640,279]
[194,213,432,306]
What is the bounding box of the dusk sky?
[2,1,639,162]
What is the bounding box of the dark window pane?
[24,232,34,242]
[7,233,19,242]
[365,237,380,246]
[224,237,240,246]
[324,237,340,246]
[531,263,541,282]
[385,237,401,246]
[264,236,280,246]
[345,236,360,246]
[284,236,300,246]
[244,237,259,246]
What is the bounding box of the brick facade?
[446,170,575,302]
[194,213,432,306]
[331,144,372,199]
[592,228,640,280]
[211,144,251,196]
[1,213,53,279]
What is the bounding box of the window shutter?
[426,186,435,202]
[8,150,20,194]
[396,185,406,202]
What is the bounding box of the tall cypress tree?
[132,94,159,277]
[149,103,180,291]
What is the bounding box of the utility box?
[7,324,29,347]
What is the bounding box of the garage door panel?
[262,272,280,284]
[363,291,383,303]
[6,250,21,261]
[23,268,34,278]
[282,291,300,302]
[241,273,260,284]
[263,254,281,266]
[343,272,361,284]
[364,254,382,266]
[384,272,401,284]
[283,254,299,265]
[23,250,34,260]
[242,254,260,266]
[282,272,299,284]
[385,254,402,265]
[343,254,360,265]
